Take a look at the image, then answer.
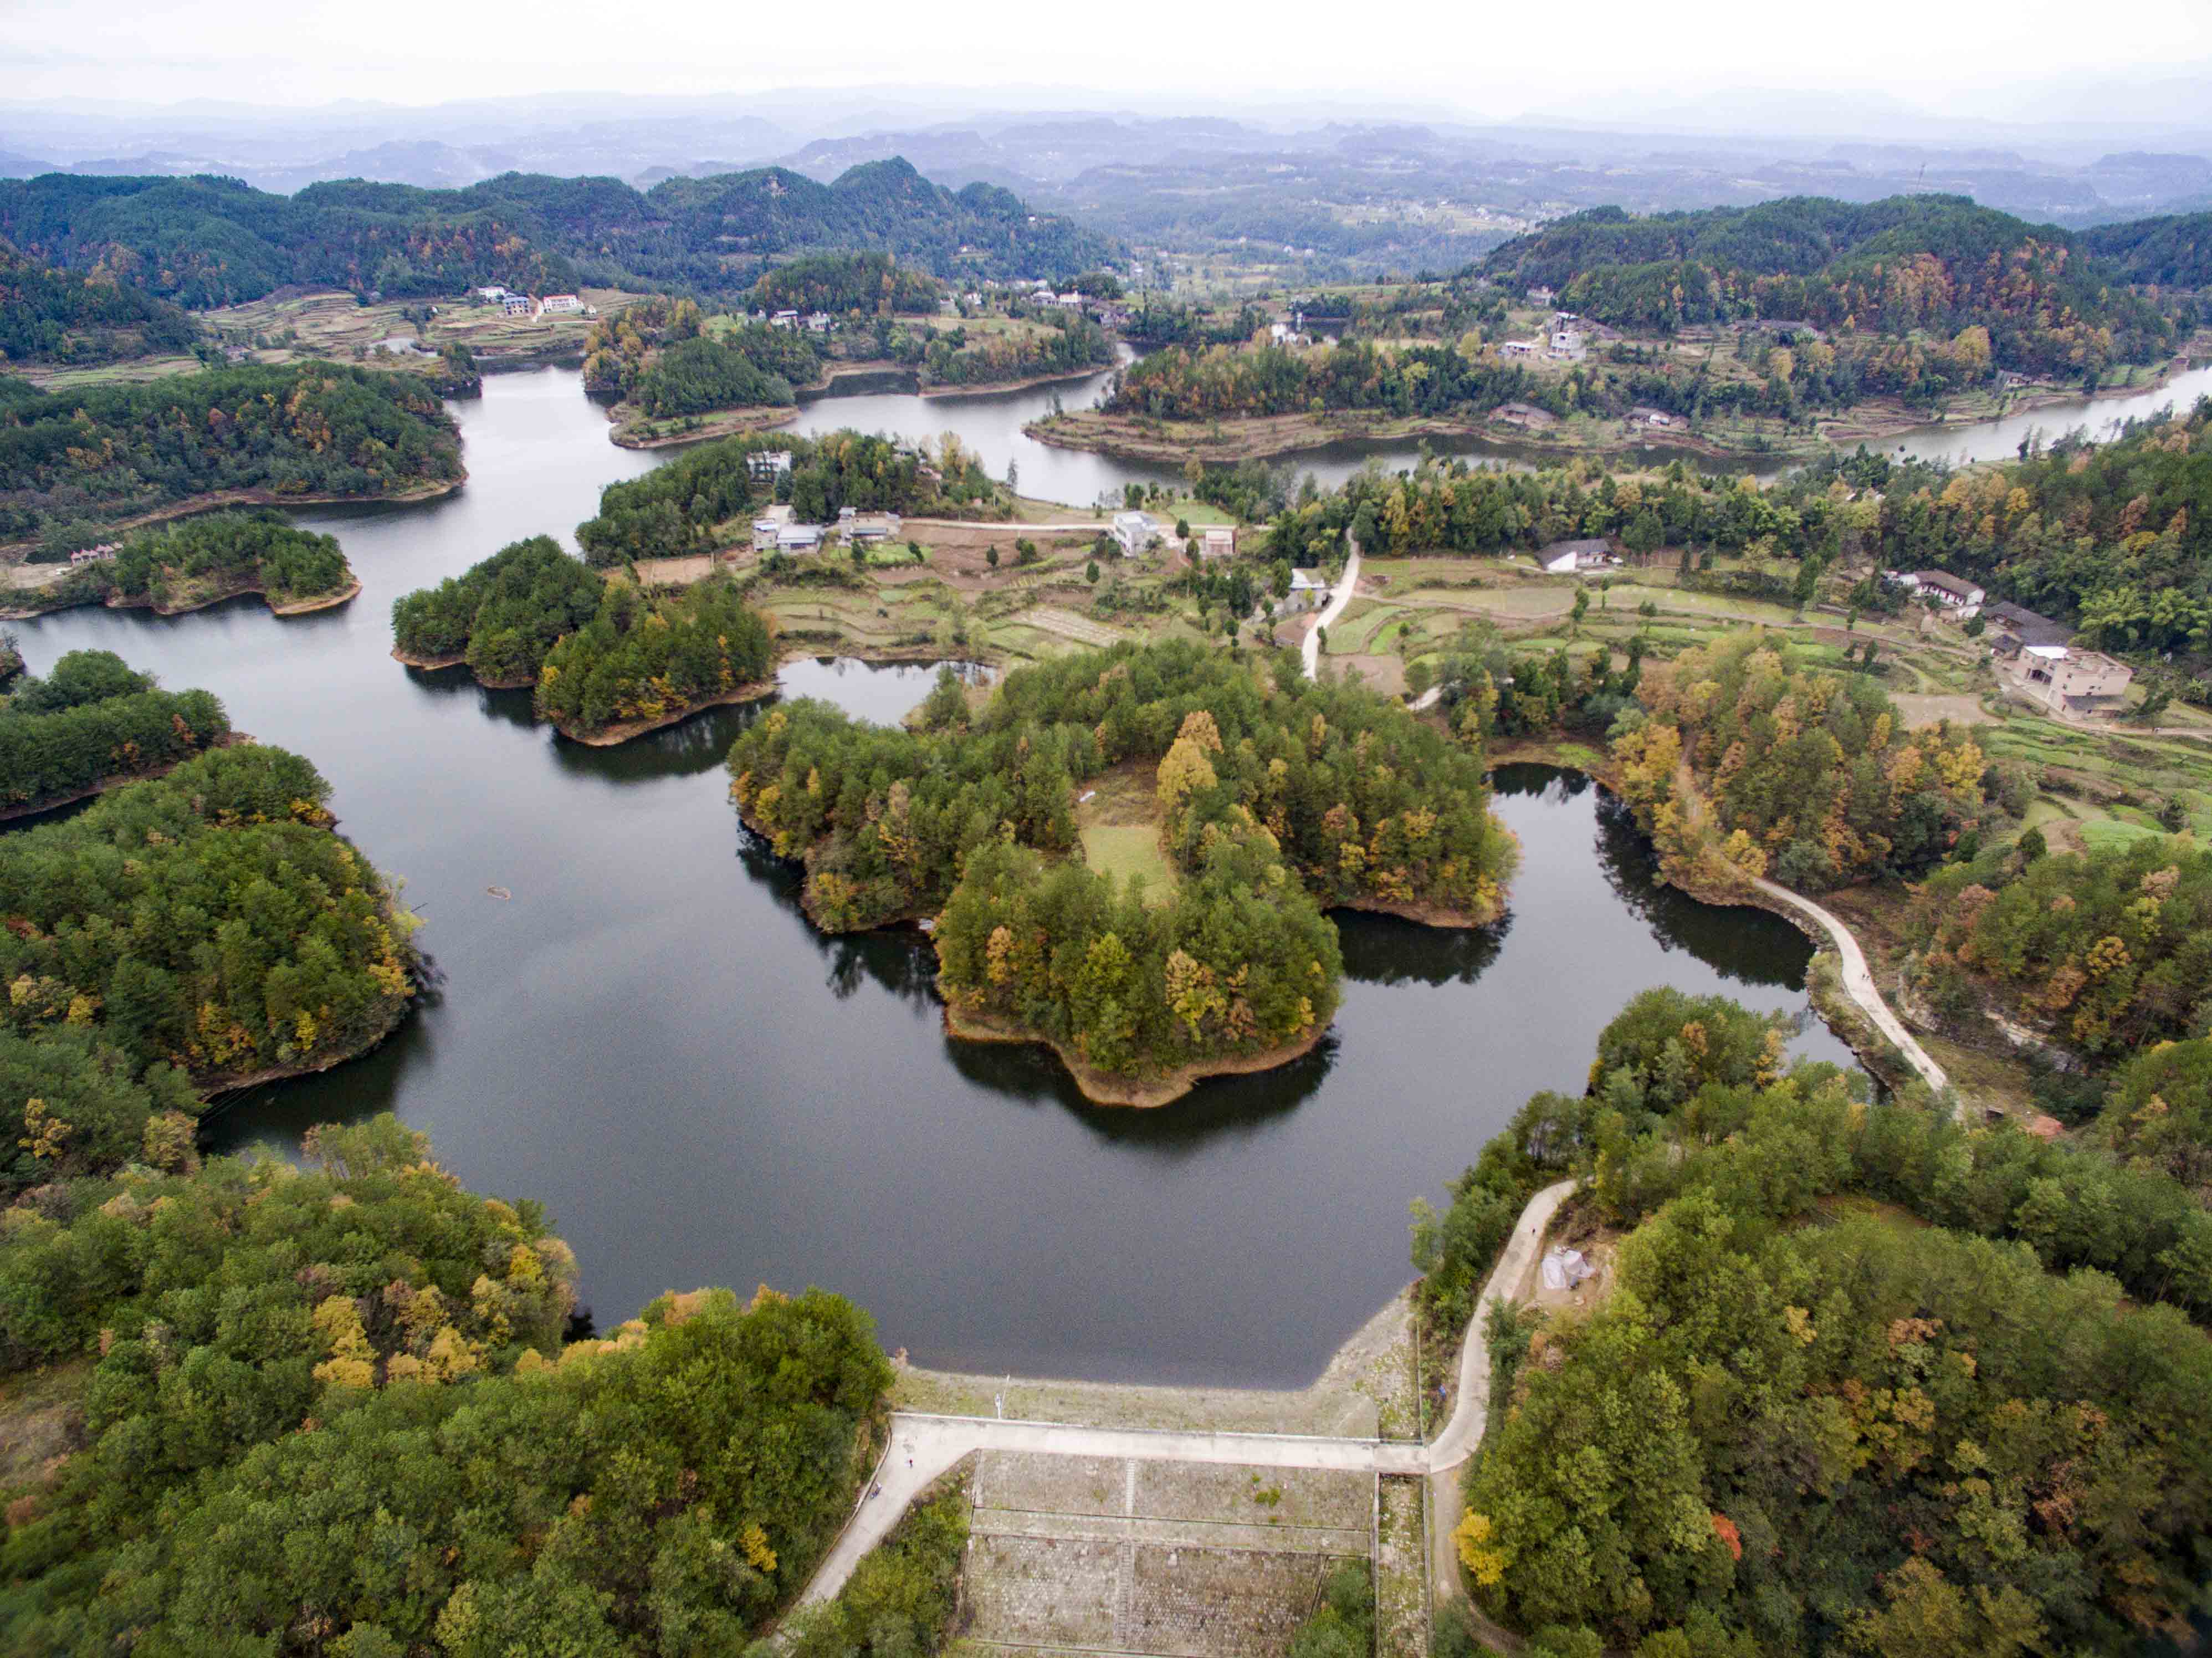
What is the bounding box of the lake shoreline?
[2,573,362,623]
[942,1002,1327,1108]
[0,730,255,825]
[0,477,465,562]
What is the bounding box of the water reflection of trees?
[1591,784,1810,991]
[736,826,1323,1150]
[1335,910,1509,987]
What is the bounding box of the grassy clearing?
[1081,823,1180,897]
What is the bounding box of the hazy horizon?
[7,0,2212,140]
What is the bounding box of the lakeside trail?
[1749,875,1950,1096]
[793,1178,1576,1616]
[1302,534,1363,679]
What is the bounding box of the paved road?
[1301,535,1363,679]
[1749,875,1949,1097]
[796,1177,1578,1611]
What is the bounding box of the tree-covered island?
[2,510,357,621]
[728,641,1519,1104]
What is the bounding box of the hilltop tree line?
[0,362,462,544]
[729,643,1516,1084]
[751,250,941,316]
[1482,195,2182,375]
[0,647,231,815]
[0,157,1119,306]
[1423,986,2212,1658]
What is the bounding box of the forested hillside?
[751,250,941,315]
[1481,195,2180,374]
[0,362,461,544]
[0,238,197,364]
[0,158,1118,306]
[0,648,231,813]
[2082,210,2212,288]
[0,1114,893,1654]
[0,742,417,1101]
[1610,633,1992,894]
[1424,989,2212,1657]
[1872,399,2212,651]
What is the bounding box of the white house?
[502,294,534,317]
[805,311,833,334]
[838,505,903,543]
[752,520,781,554]
[776,523,823,552]
[1499,339,1540,358]
[1284,568,1330,611]
[770,309,801,330]
[1547,328,1586,362]
[1200,526,1235,561]
[1110,511,1159,558]
[1899,570,1985,615]
[747,450,793,481]
[1056,293,1084,308]
[1528,285,1556,305]
[69,543,119,565]
[1996,642,2133,717]
[1534,538,1619,574]
[474,285,510,301]
[539,294,584,316]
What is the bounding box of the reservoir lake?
[14,364,1896,1385]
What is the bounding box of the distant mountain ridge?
[1478,194,2185,375]
[0,158,1121,307]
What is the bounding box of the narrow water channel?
[12,367,1859,1385]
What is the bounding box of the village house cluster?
[1892,570,2136,718]
[473,286,593,321]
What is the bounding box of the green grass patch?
[1081,823,1180,898]
[2077,818,2168,853]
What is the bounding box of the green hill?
[1481,195,2178,373]
[0,158,1121,308]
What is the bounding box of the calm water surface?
[13,367,1860,1386]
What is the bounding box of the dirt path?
[1304,536,1363,679]
[1750,876,1950,1097]
[795,1178,1576,1613]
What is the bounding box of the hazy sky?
[8,0,2212,117]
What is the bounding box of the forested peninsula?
[0,1109,895,1653]
[728,642,1518,1103]
[0,738,418,1160]
[0,362,462,549]
[0,648,233,818]
[3,510,357,620]
[1421,986,2212,1658]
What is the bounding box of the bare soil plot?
[1890,692,1989,729]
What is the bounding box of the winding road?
[1300,535,1363,679]
[795,1178,1578,1611]
[1749,876,1950,1096]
